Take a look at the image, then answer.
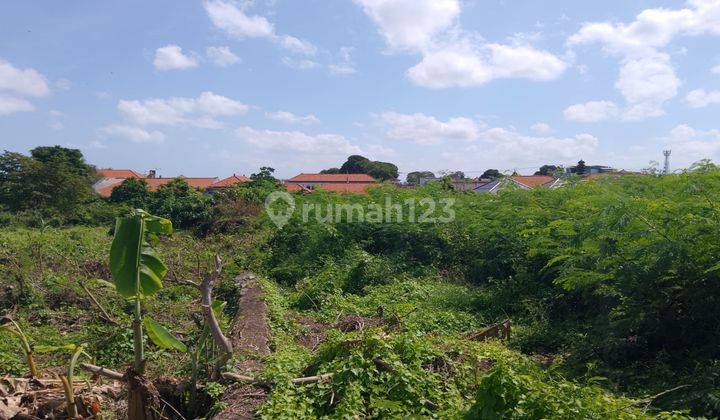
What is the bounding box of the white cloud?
[567,0,720,120]
[280,35,317,56]
[55,78,72,91]
[531,122,552,134]
[153,45,199,71]
[378,111,478,144]
[0,58,50,97]
[685,88,720,107]
[328,47,357,75]
[101,124,165,144]
[204,0,274,38]
[204,0,318,59]
[118,91,249,128]
[235,126,362,155]
[266,110,320,125]
[49,121,64,131]
[0,94,34,115]
[0,58,49,115]
[354,0,566,88]
[564,101,620,122]
[713,64,720,74]
[353,0,460,52]
[281,56,319,70]
[478,127,598,162]
[664,124,720,165]
[206,46,240,67]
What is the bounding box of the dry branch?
[221,371,334,387]
[80,363,124,381]
[79,282,118,325]
[200,255,233,380]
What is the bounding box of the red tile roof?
[287,173,376,183]
[144,177,218,191]
[97,169,143,179]
[511,175,555,188]
[284,183,312,193]
[315,183,379,194]
[210,174,252,188]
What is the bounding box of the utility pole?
[663,150,671,174]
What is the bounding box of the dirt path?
[214,272,271,419]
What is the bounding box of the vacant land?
[3,170,720,418]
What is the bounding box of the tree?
[406,171,435,184]
[251,166,277,182]
[149,179,211,229]
[0,148,94,215]
[575,160,587,175]
[320,168,341,174]
[534,165,558,176]
[365,161,399,181]
[339,155,370,174]
[327,155,399,181]
[481,169,501,179]
[110,178,150,208]
[446,171,465,180]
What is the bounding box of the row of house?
[93,170,379,197]
[94,168,635,197]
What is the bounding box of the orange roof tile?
[511,175,555,188]
[314,183,379,194]
[284,183,312,193]
[287,173,376,183]
[143,177,218,191]
[210,174,252,188]
[97,169,143,179]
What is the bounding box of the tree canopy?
[328,155,399,181]
[481,169,501,179]
[406,171,435,184]
[534,165,559,176]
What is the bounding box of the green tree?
[251,166,277,182]
[406,171,435,184]
[339,155,370,173]
[110,178,150,208]
[534,165,558,176]
[30,145,97,181]
[320,167,341,174]
[365,161,399,181]
[481,169,501,179]
[149,179,211,229]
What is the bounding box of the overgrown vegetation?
[2,146,720,417]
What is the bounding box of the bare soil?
[213,273,271,420]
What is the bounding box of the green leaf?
[109,212,172,298]
[109,216,143,298]
[143,315,187,352]
[34,343,77,353]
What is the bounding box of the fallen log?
[221,371,334,387]
[79,363,125,381]
[467,319,511,342]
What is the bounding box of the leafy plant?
[0,317,37,377]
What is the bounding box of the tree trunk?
[126,368,161,420]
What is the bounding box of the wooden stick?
[80,282,119,325]
[200,255,233,380]
[222,371,334,386]
[291,373,333,384]
[80,363,124,381]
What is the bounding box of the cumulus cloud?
[531,122,552,134]
[354,0,567,88]
[235,126,362,155]
[266,110,320,125]
[564,101,620,122]
[0,58,49,115]
[204,0,274,38]
[0,94,35,115]
[378,111,479,144]
[206,46,240,67]
[281,56,319,70]
[328,47,357,75]
[118,91,249,128]
[664,124,720,165]
[685,88,720,107]
[153,45,199,71]
[567,0,720,120]
[101,124,165,144]
[478,127,599,162]
[204,0,318,57]
[713,64,720,74]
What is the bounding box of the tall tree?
[575,160,587,175]
[481,169,501,179]
[534,165,559,176]
[406,171,435,184]
[110,178,150,208]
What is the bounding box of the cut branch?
[80,281,118,325]
[80,363,125,381]
[201,255,233,380]
[221,371,333,387]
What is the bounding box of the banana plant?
[109,209,186,419]
[0,317,37,377]
[35,343,94,418]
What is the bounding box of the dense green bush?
[259,170,720,415]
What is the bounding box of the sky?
[1,0,720,179]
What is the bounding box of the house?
[207,174,252,192]
[93,168,220,197]
[473,175,563,194]
[566,164,614,176]
[451,178,494,192]
[284,173,378,194]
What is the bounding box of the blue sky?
[1,0,720,179]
